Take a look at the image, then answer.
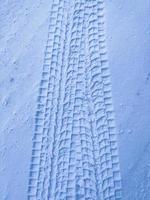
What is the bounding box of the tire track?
[85,0,122,199]
[28,0,122,199]
[28,0,68,199]
[58,1,87,199]
[43,1,69,199]
[86,4,115,200]
[72,3,97,199]
[85,56,103,199]
[41,1,68,198]
[51,2,75,199]
[97,1,122,199]
[48,1,85,199]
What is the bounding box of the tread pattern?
[28,0,122,199]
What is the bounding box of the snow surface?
[0,0,150,199]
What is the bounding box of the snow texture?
[0,0,150,200]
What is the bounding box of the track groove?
[96,1,122,199]
[86,3,115,199]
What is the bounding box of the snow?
[0,1,50,199]
[106,0,150,198]
[0,0,150,199]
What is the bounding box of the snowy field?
[0,0,150,199]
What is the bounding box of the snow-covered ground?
[0,0,150,199]
[0,1,50,199]
[106,1,150,199]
